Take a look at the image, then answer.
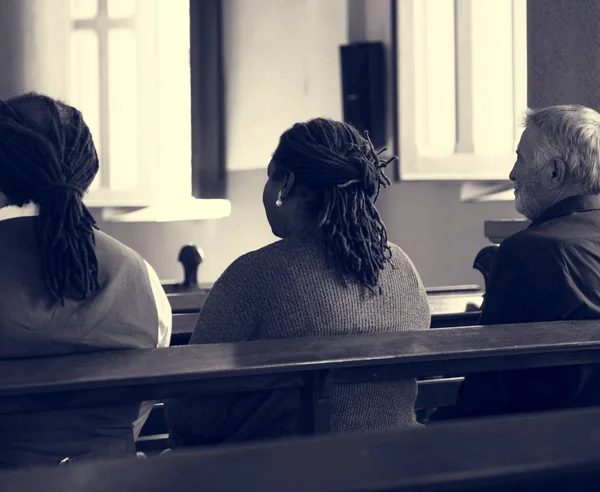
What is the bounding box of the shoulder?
[212,241,284,290]
[221,238,320,275]
[213,237,330,297]
[387,242,420,271]
[497,228,563,263]
[490,229,568,286]
[223,240,283,272]
[93,229,149,277]
[384,242,428,294]
[388,241,410,259]
[197,243,281,323]
[94,229,143,260]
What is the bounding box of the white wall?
[98,169,277,283]
[224,0,348,170]
[0,0,68,100]
[0,0,521,288]
[97,171,521,288]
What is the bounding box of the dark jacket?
[453,194,600,417]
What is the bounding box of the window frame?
[67,0,229,214]
[190,0,227,199]
[391,0,528,182]
[68,0,158,207]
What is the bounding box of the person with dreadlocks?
[166,118,430,448]
[0,93,171,468]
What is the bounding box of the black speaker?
[340,42,387,150]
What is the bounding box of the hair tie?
[337,179,361,188]
[39,183,84,199]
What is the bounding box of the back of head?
[0,92,100,304]
[272,118,395,292]
[525,105,600,193]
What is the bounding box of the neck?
[546,189,585,210]
[284,220,321,240]
[530,189,588,221]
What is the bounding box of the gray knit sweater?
[165,235,430,447]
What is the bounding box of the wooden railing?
[1,321,599,422]
[167,285,485,343]
[2,406,600,491]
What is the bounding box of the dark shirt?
[453,194,600,417]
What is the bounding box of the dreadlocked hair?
[0,93,100,305]
[272,118,396,293]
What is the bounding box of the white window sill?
[97,198,231,223]
[459,181,516,202]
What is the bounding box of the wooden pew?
[136,377,466,452]
[168,286,485,343]
[428,288,482,328]
[166,241,491,317]
[1,321,598,456]
[165,240,488,316]
[166,284,484,315]
[171,313,199,345]
[166,286,211,314]
[1,321,599,417]
[3,407,600,491]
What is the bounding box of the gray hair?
[524,105,600,193]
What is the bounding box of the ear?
[279,171,296,199]
[548,158,567,190]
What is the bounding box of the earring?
[275,190,284,207]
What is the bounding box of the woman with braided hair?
[166,118,430,447]
[0,93,171,468]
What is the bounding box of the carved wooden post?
[178,244,204,288]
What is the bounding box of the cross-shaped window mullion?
[72,0,135,189]
[72,0,135,30]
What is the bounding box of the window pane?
[107,0,135,18]
[69,30,102,190]
[69,0,98,19]
[108,29,138,191]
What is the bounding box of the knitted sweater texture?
[166,235,430,447]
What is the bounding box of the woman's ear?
[280,171,296,199]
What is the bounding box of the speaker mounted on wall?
[339,42,387,151]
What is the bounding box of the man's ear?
[280,171,296,199]
[548,158,567,190]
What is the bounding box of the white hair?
[524,105,600,193]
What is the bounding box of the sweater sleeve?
[165,254,261,446]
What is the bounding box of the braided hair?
[272,118,395,292]
[0,93,100,304]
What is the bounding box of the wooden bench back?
[135,377,465,451]
[169,287,485,344]
[166,284,485,319]
[3,406,600,491]
[1,321,600,435]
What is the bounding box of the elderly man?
[442,105,600,419]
